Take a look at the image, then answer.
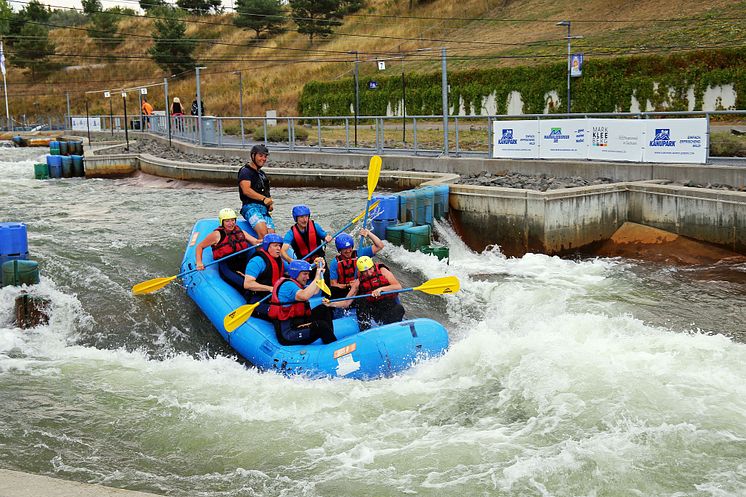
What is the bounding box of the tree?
[289,0,343,43]
[0,0,12,36]
[11,23,56,77]
[88,10,122,53]
[234,0,286,39]
[340,0,364,14]
[148,8,196,76]
[176,0,222,15]
[48,8,88,27]
[81,0,102,16]
[139,0,168,12]
[24,0,52,23]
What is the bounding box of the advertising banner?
[72,117,101,132]
[642,118,707,164]
[571,54,583,77]
[587,119,643,162]
[492,120,540,159]
[538,119,586,159]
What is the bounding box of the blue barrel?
[71,155,84,177]
[372,195,399,221]
[404,224,432,251]
[58,140,69,156]
[49,141,60,155]
[398,191,416,223]
[433,185,450,219]
[385,222,413,246]
[61,156,73,178]
[415,187,435,226]
[0,222,29,266]
[47,155,62,178]
[372,218,394,240]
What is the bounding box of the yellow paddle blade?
[224,302,259,333]
[352,200,380,224]
[131,275,177,295]
[367,155,382,199]
[413,276,460,295]
[316,278,331,296]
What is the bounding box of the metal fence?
[67,110,746,160]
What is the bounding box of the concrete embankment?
[83,132,746,257]
[0,469,163,497]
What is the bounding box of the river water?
[2,147,746,497]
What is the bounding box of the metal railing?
[66,110,746,161]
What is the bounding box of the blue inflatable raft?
[180,218,450,379]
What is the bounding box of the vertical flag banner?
[0,41,6,76]
[571,53,583,77]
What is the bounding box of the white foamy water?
[1,146,746,496]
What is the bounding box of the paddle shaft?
[325,287,412,303]
[299,200,379,262]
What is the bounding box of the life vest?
[250,249,284,288]
[212,226,250,260]
[290,220,322,258]
[358,263,394,302]
[334,250,358,285]
[268,278,311,321]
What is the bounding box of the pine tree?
[176,0,222,16]
[0,0,12,36]
[289,0,343,43]
[11,23,56,77]
[139,0,167,12]
[234,0,286,39]
[88,10,122,55]
[81,0,102,16]
[148,8,197,76]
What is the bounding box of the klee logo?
[498,129,517,145]
[544,127,570,143]
[592,126,608,147]
[650,128,676,147]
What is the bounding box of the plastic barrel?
[372,218,394,240]
[1,260,40,287]
[0,222,29,267]
[61,156,73,178]
[49,141,60,155]
[415,187,435,226]
[71,155,84,177]
[398,191,416,223]
[75,141,84,155]
[34,163,49,180]
[433,185,450,219]
[67,141,77,155]
[372,194,399,221]
[58,141,69,156]
[47,155,62,178]
[403,224,432,251]
[420,245,450,261]
[385,222,413,246]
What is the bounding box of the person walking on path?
[141,97,153,130]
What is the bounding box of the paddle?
[223,266,329,333]
[301,199,380,262]
[359,155,382,248]
[132,242,261,295]
[313,276,460,307]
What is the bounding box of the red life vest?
[268,278,311,321]
[358,263,394,302]
[290,220,321,258]
[334,250,358,285]
[212,226,250,260]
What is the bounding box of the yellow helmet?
[218,208,238,224]
[356,256,374,272]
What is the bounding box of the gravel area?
[456,171,618,191]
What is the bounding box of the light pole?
[195,65,206,146]
[234,70,245,147]
[349,51,359,148]
[556,20,583,114]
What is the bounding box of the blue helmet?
[262,233,283,251]
[288,259,312,280]
[335,233,354,251]
[292,204,311,221]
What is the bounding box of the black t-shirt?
[238,165,270,205]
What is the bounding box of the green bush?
[251,125,309,142]
[710,132,746,157]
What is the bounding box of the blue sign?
[368,81,378,90]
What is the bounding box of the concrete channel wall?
[85,133,746,256]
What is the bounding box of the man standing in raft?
[195,208,259,293]
[269,259,337,345]
[238,144,274,238]
[329,229,384,300]
[241,233,287,320]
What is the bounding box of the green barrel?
[49,141,60,156]
[2,259,40,287]
[403,224,432,251]
[71,155,84,177]
[34,163,49,180]
[385,222,413,246]
[420,245,450,261]
[61,156,73,178]
[58,140,69,156]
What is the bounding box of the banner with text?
[588,119,643,162]
[642,118,707,164]
[538,119,586,159]
[492,120,539,159]
[72,117,101,132]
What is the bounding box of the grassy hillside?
[5,0,746,121]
